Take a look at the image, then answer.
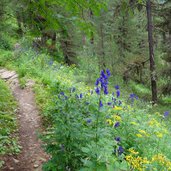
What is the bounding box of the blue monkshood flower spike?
[95,87,100,95]
[85,102,90,105]
[115,85,119,90]
[118,146,124,155]
[164,111,169,118]
[106,69,111,77]
[115,137,121,142]
[112,92,114,96]
[114,122,120,128]
[99,100,103,108]
[116,90,120,98]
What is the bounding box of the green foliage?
[0,35,12,50]
[0,80,20,167]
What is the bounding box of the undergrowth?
[0,46,171,170]
[0,80,20,168]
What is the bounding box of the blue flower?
[80,93,83,99]
[129,93,138,100]
[95,87,100,95]
[118,146,124,155]
[86,118,92,124]
[107,102,112,106]
[164,111,169,118]
[60,92,65,95]
[99,100,103,108]
[85,102,90,105]
[95,78,100,86]
[116,90,120,98]
[115,85,119,90]
[115,137,121,142]
[104,86,108,95]
[114,122,120,128]
[106,69,111,77]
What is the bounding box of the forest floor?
[0,69,49,171]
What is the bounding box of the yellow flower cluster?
[148,118,161,127]
[136,129,149,138]
[126,154,150,171]
[113,115,122,122]
[113,106,123,111]
[106,114,122,126]
[152,154,171,170]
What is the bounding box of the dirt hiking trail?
[0,69,49,171]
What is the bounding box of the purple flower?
[104,86,108,95]
[86,118,92,124]
[106,69,111,77]
[95,78,100,86]
[114,122,120,128]
[80,93,83,98]
[164,111,169,118]
[95,87,100,95]
[118,146,124,155]
[107,102,112,106]
[129,93,138,100]
[115,85,119,90]
[116,90,120,98]
[100,70,106,78]
[60,92,65,95]
[115,137,121,142]
[99,100,103,108]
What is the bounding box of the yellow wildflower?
[113,115,122,122]
[138,130,149,137]
[136,134,143,138]
[131,121,138,125]
[148,119,161,127]
[155,132,163,138]
[113,106,123,110]
[106,119,113,126]
[128,148,139,155]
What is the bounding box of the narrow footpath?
[0,69,48,171]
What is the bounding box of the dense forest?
[0,0,171,170]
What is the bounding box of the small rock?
[34,164,39,168]
[40,157,46,162]
[13,158,19,164]
[9,167,14,170]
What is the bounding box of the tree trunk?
[146,0,157,104]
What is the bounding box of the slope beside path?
[0,69,48,171]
